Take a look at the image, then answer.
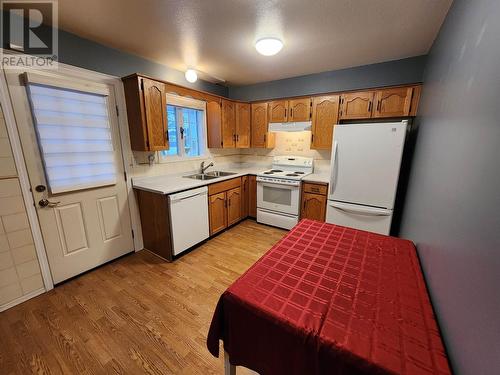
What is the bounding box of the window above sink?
[158,94,207,163]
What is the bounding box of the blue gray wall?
[228,55,427,101]
[2,10,427,101]
[0,10,228,96]
[400,1,500,374]
[56,29,228,96]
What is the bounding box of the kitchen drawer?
[303,182,328,195]
[208,177,241,195]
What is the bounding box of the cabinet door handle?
[165,130,169,142]
[368,101,372,112]
[228,198,231,207]
[377,100,381,112]
[290,108,293,119]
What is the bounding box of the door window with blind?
[25,78,118,194]
[159,94,207,162]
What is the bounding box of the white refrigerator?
[326,121,408,235]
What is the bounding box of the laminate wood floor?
[0,219,287,375]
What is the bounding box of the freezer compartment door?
[329,121,407,208]
[326,201,393,235]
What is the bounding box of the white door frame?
[0,50,143,290]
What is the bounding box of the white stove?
[256,156,314,229]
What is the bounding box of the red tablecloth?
[207,219,451,375]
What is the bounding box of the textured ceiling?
[57,0,452,85]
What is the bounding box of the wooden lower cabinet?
[227,187,241,226]
[241,175,249,217]
[248,175,257,218]
[209,192,227,235]
[300,182,328,222]
[301,193,327,221]
[136,189,173,261]
[208,177,246,235]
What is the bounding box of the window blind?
[27,84,117,194]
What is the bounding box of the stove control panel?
[256,176,301,186]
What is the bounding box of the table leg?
[224,351,236,375]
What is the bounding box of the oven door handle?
[258,181,299,189]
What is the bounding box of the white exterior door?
[5,69,133,284]
[329,122,408,208]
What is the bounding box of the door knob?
[35,185,46,192]
[38,198,60,208]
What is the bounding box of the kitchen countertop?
[302,172,330,184]
[132,166,331,195]
[132,166,262,195]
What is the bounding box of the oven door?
[257,181,300,215]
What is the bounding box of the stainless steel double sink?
[183,171,237,180]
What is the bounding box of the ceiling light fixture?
[185,69,198,83]
[255,38,283,56]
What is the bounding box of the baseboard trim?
[0,287,46,312]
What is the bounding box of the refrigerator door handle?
[328,201,392,216]
[329,140,338,195]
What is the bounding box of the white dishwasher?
[168,186,210,256]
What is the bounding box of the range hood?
[268,121,312,132]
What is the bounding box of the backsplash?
[240,131,331,172]
[129,148,241,178]
[129,131,332,178]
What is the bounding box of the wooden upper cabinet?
[221,99,236,148]
[409,85,421,116]
[122,75,168,151]
[227,187,242,226]
[373,87,413,118]
[268,100,289,123]
[206,96,222,148]
[339,91,374,120]
[251,102,274,148]
[301,192,327,222]
[289,98,312,122]
[311,95,339,150]
[235,102,251,148]
[268,98,312,123]
[209,192,227,235]
[143,79,169,150]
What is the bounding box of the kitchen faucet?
[200,161,214,174]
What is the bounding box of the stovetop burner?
[257,157,314,181]
[264,169,284,174]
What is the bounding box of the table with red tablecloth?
[207,219,451,375]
